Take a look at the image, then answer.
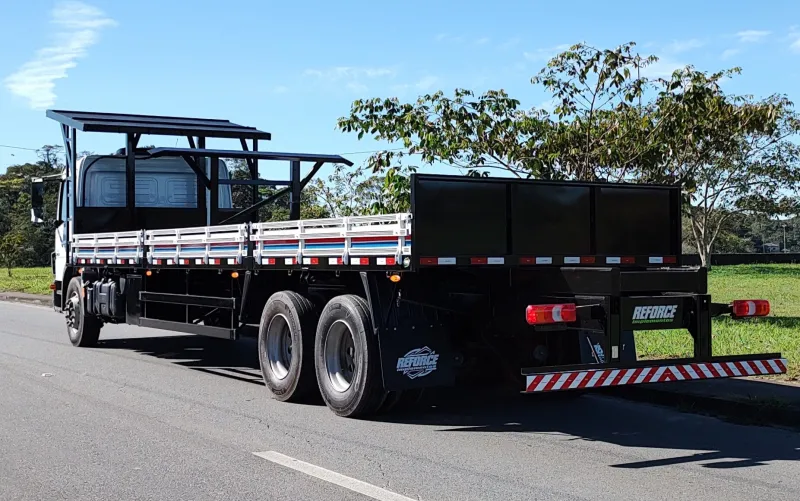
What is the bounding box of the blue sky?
[1,0,799,177]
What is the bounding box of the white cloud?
[346,81,369,93]
[434,33,465,44]
[3,1,116,110]
[736,30,771,43]
[721,48,741,60]
[304,67,396,81]
[640,58,686,78]
[498,37,522,50]
[304,66,397,93]
[390,75,441,94]
[523,44,572,61]
[664,38,704,54]
[414,75,440,90]
[538,98,559,113]
[791,27,800,53]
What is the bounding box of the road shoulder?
[0,291,52,307]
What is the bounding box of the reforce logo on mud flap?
[396,346,439,379]
[632,305,679,324]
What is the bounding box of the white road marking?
[253,451,417,501]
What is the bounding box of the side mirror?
[31,178,45,224]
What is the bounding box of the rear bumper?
[523,355,788,393]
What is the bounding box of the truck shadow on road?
[98,334,267,386]
[383,386,800,470]
[96,333,800,470]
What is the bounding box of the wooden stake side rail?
[70,213,414,270]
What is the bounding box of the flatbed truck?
[30,109,788,418]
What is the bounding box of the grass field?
[1,264,798,380]
[0,267,53,295]
[636,265,800,381]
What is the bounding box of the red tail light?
[731,300,770,318]
[526,303,577,325]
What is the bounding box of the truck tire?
[64,276,102,347]
[258,291,318,402]
[314,295,386,418]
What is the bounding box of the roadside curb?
[0,292,51,307]
[611,383,800,431]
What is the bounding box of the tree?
[310,164,386,217]
[1,146,63,269]
[532,43,800,265]
[37,145,63,169]
[0,231,25,276]
[337,88,553,208]
[338,89,551,177]
[338,41,800,265]
[532,41,659,181]
[224,158,330,221]
[640,69,800,265]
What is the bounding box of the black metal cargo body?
[34,109,787,419]
[410,174,681,268]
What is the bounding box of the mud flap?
[376,323,456,392]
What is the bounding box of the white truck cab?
[39,154,232,297]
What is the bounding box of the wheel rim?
[324,320,356,393]
[65,290,81,339]
[265,314,292,380]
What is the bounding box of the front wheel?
[314,295,385,418]
[64,277,101,347]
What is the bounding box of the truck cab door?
[53,178,70,286]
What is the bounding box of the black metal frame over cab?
[42,109,352,265]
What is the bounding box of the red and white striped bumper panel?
[524,358,788,393]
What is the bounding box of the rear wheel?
[64,277,101,347]
[315,295,386,418]
[258,291,318,402]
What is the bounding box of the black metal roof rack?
[46,108,352,232]
[146,147,352,166]
[145,148,354,224]
[46,110,272,140]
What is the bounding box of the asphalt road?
[1,301,799,501]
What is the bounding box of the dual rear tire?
[257,292,393,418]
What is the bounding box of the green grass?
[0,267,53,295]
[2,264,798,380]
[637,264,800,381]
